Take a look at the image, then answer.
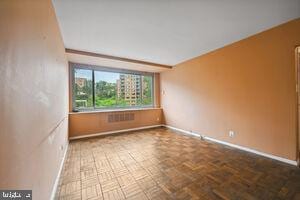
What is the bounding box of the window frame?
[70,62,155,112]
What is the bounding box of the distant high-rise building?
[116,79,121,99]
[75,77,87,88]
[116,74,142,106]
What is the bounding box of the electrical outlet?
[229,130,235,137]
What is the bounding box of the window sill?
[69,107,162,115]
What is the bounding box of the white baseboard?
[164,125,202,138]
[69,124,163,140]
[163,125,298,166]
[67,123,298,166]
[50,142,69,200]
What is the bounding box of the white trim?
[69,107,162,115]
[164,125,201,138]
[50,142,69,200]
[163,125,298,166]
[203,136,298,166]
[69,125,163,140]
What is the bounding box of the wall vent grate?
[108,113,135,123]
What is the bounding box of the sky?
[95,71,119,83]
[75,69,119,83]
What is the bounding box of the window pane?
[118,74,142,107]
[72,65,154,110]
[94,71,119,108]
[74,68,93,109]
[94,71,153,109]
[141,75,153,106]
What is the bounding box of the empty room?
[1,0,300,199]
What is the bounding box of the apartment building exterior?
[117,74,142,106]
[75,77,86,88]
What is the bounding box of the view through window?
[73,66,153,110]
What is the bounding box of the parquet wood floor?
[55,127,300,200]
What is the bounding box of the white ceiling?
[53,0,300,66]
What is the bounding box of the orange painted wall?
[0,0,68,199]
[161,19,300,161]
[69,109,163,138]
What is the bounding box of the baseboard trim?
[163,125,298,166]
[50,142,69,200]
[203,135,298,166]
[69,125,163,140]
[164,125,202,138]
[67,124,297,166]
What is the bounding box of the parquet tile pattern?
[55,127,300,200]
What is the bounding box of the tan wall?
[161,19,300,161]
[69,109,163,138]
[0,1,68,199]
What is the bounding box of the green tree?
[95,81,117,107]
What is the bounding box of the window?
[72,64,154,111]
[73,68,93,108]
